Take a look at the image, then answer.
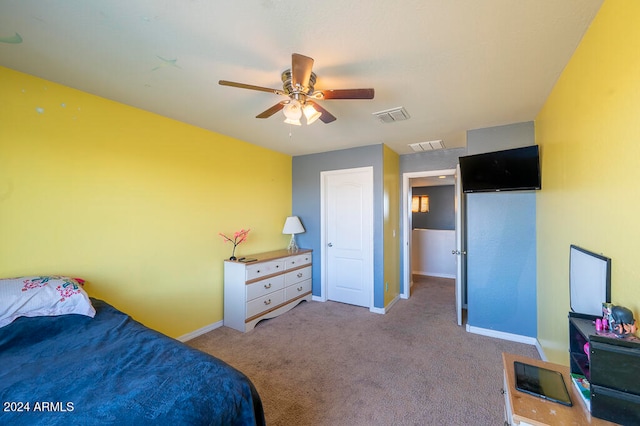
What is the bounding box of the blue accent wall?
[400,148,466,172]
[465,122,537,337]
[292,145,385,308]
[466,192,537,336]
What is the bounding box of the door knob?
[328,242,333,247]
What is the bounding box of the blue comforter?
[0,299,264,426]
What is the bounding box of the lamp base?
[287,234,299,252]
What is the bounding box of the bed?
[0,276,265,426]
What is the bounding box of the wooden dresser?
[223,249,312,332]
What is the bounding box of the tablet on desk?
[514,361,573,407]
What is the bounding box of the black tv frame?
[569,244,611,319]
[459,145,541,193]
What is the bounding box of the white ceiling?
[0,0,603,156]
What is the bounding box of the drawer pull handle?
[276,265,279,268]
[264,299,271,306]
[297,286,303,291]
[297,272,303,278]
[264,283,272,289]
[256,270,261,273]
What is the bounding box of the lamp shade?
[303,104,321,125]
[282,216,305,235]
[283,100,302,119]
[284,117,302,125]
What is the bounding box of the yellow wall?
[0,66,292,338]
[383,144,400,305]
[536,0,640,363]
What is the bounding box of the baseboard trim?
[465,325,538,346]
[465,327,547,360]
[370,294,400,314]
[534,339,547,361]
[412,271,456,279]
[313,293,402,314]
[177,320,223,342]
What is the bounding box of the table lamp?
[282,216,305,252]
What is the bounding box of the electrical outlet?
[385,282,389,291]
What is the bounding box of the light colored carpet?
[188,276,540,425]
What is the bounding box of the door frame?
[401,168,457,298]
[454,163,466,326]
[320,166,374,308]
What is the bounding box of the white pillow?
[0,276,96,328]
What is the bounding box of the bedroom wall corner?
[383,145,400,306]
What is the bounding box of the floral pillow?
[0,276,96,328]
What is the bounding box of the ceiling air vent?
[372,107,410,123]
[409,140,445,152]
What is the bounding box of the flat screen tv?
[570,245,611,318]
[459,145,541,193]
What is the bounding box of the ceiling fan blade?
[256,101,287,119]
[291,53,314,88]
[321,88,375,100]
[219,80,284,95]
[307,101,337,123]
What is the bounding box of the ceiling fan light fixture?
[284,117,302,126]
[283,100,302,120]
[303,104,321,125]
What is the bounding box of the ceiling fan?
[219,53,374,125]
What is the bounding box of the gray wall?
[465,121,537,337]
[291,144,386,308]
[412,185,455,230]
[466,122,535,155]
[400,147,466,173]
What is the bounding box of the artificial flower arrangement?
[219,228,250,260]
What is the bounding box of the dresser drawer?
[285,266,311,286]
[284,279,311,301]
[246,260,285,281]
[246,289,284,318]
[285,253,312,269]
[246,275,284,301]
[591,338,640,395]
[591,384,640,425]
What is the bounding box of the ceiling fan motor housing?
[281,69,316,100]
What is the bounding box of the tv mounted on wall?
[459,145,541,193]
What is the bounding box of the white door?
[454,164,466,326]
[321,167,373,308]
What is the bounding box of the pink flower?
[219,229,250,259]
[219,229,250,245]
